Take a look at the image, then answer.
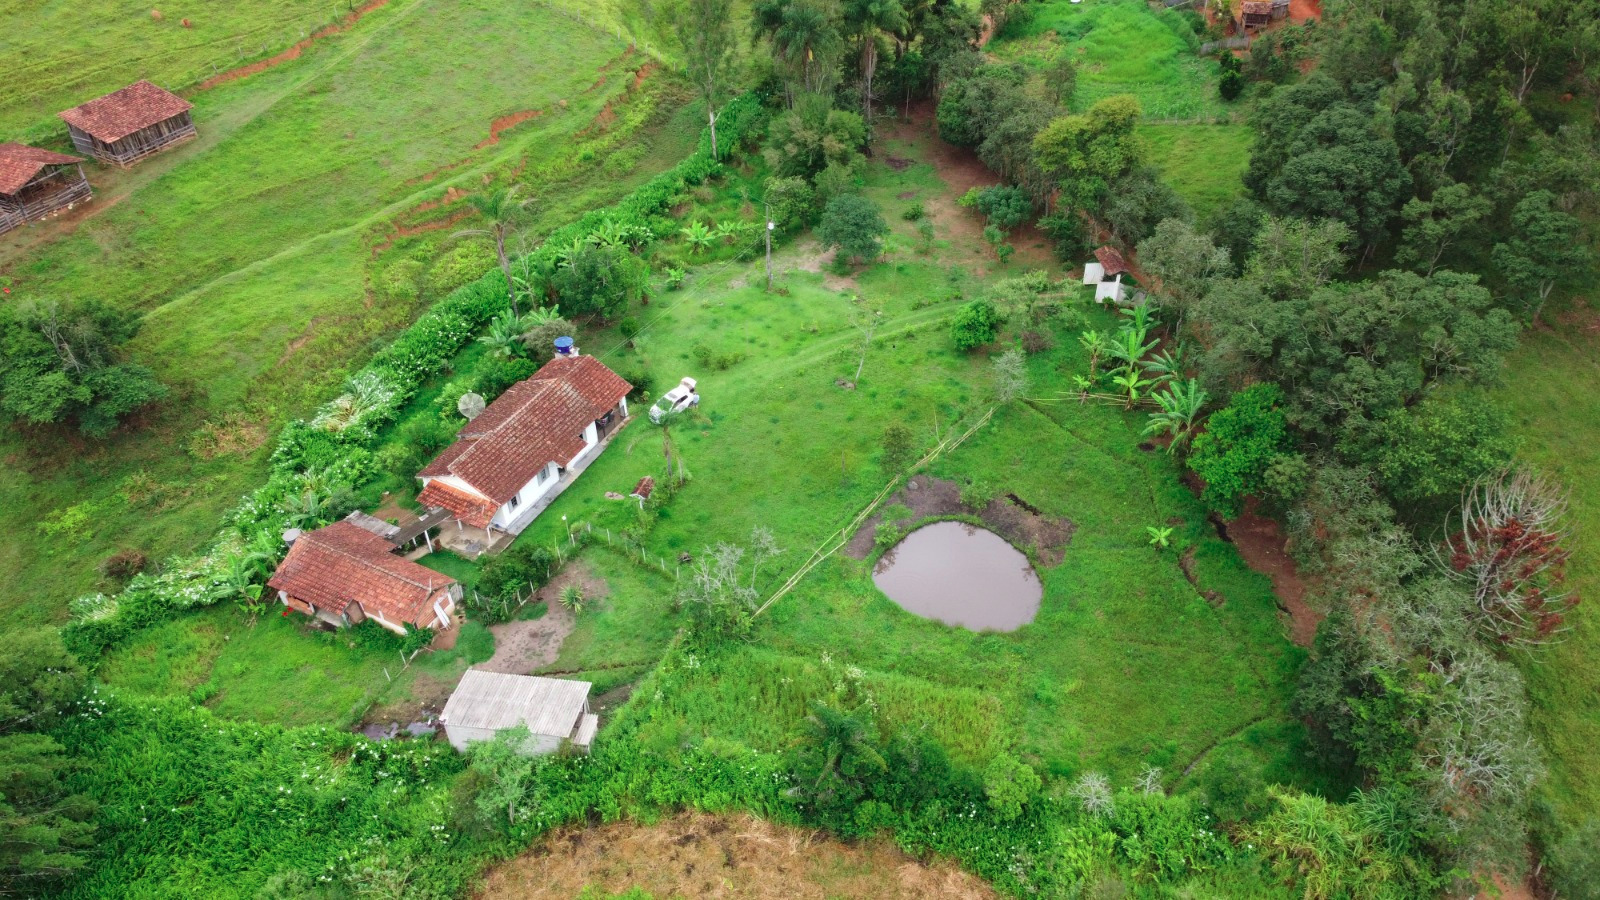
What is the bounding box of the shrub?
[1188,384,1294,517]
[1219,69,1245,101]
[551,246,649,319]
[612,366,655,401]
[764,176,816,232]
[818,194,889,265]
[902,201,925,221]
[100,549,148,582]
[951,299,1002,351]
[982,754,1041,822]
[881,422,914,472]
[618,317,641,340]
[521,317,578,364]
[959,185,1032,230]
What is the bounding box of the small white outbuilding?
[440,670,598,755]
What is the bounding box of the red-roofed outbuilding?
[0,143,90,234]
[58,81,196,167]
[267,520,460,633]
[418,353,632,536]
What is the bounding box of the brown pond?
[871,522,1042,631]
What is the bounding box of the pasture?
[989,0,1226,121]
[1495,320,1600,827]
[0,0,699,628]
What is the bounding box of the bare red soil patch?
[476,109,545,149]
[1289,0,1323,23]
[477,811,998,900]
[197,0,390,91]
[1225,511,1321,647]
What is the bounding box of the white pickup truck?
[649,377,700,423]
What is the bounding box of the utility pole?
[764,201,775,292]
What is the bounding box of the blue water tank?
[554,336,575,356]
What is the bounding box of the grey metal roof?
[391,506,451,545]
[573,713,599,748]
[441,670,591,738]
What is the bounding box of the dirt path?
[473,563,606,674]
[476,811,998,900]
[1223,512,1321,647]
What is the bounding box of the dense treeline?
[1123,0,1600,893]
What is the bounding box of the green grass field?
[424,128,1327,796]
[1494,321,1600,827]
[990,0,1226,121]
[0,0,699,630]
[0,0,343,139]
[1140,123,1252,221]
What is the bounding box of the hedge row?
[63,93,769,662]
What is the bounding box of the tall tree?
[840,0,907,127]
[455,187,532,317]
[752,0,845,98]
[1492,189,1590,323]
[1396,181,1491,276]
[1032,94,1143,211]
[0,300,166,438]
[670,0,739,159]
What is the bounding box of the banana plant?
[1111,368,1157,410]
[1119,301,1156,334]
[586,220,628,249]
[1071,374,1093,404]
[1143,378,1209,452]
[681,221,715,254]
[553,237,588,269]
[1107,326,1158,379]
[476,315,526,359]
[1142,345,1188,386]
[713,220,744,244]
[1078,330,1108,379]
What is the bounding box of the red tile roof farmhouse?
[267,521,455,627]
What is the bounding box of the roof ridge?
[448,381,575,477]
[305,529,439,595]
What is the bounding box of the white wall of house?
[428,474,489,499]
[489,461,563,530]
[442,723,566,755]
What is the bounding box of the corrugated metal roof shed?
[441,670,591,738]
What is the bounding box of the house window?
[507,494,520,510]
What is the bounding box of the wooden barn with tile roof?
[0,143,90,234]
[418,353,631,537]
[266,520,461,634]
[58,80,196,167]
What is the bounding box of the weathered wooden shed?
[58,81,196,167]
[1238,0,1290,31]
[440,670,598,755]
[0,144,90,235]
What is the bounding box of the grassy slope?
[990,0,1224,120]
[1,0,698,628]
[0,0,340,138]
[1493,321,1600,826]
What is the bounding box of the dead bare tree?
[1436,467,1579,647]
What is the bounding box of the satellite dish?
[457,392,486,420]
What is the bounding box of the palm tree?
[841,0,908,125]
[795,701,886,805]
[754,0,846,98]
[629,406,691,486]
[455,187,532,317]
[1144,378,1209,452]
